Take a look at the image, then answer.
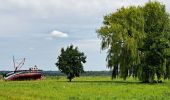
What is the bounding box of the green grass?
[0,76,170,100]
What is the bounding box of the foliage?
[56,45,86,82]
[97,6,145,80]
[139,1,170,83]
[97,1,170,83]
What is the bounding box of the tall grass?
[0,76,169,100]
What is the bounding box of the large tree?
[97,6,145,80]
[139,2,170,83]
[56,45,86,82]
[97,1,170,83]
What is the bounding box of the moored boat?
[4,70,42,81]
[4,57,43,81]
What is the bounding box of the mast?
[13,56,16,71]
[13,56,25,71]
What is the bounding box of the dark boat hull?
[4,70,42,81]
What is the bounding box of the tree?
[56,45,86,82]
[139,2,170,83]
[97,6,145,80]
[97,1,170,83]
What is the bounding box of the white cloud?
[1,0,169,37]
[50,30,68,38]
[0,0,153,19]
[29,47,34,51]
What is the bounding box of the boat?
[4,57,42,81]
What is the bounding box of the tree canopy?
[97,1,170,83]
[55,45,86,82]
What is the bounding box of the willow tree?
[97,1,170,83]
[97,6,145,80]
[138,2,170,83]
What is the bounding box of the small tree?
[56,45,86,82]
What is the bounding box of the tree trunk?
[112,64,118,79]
[69,78,72,82]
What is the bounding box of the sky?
[0,0,169,71]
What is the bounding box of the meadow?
[0,76,170,100]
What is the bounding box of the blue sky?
[0,0,169,71]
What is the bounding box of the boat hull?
[4,70,42,81]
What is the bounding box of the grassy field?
[0,76,170,100]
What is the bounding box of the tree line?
[56,1,170,83]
